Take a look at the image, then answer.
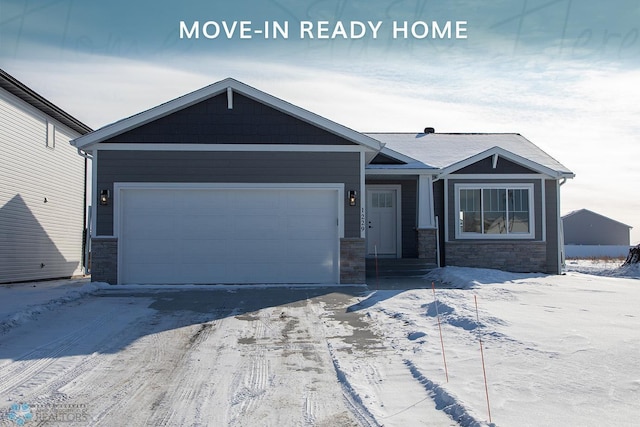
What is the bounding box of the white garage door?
[118,186,340,284]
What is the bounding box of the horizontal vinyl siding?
[96,150,361,237]
[0,89,85,283]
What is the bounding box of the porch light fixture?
[348,190,357,206]
[100,189,110,206]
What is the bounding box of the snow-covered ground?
[0,261,638,426]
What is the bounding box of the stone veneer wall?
[445,241,548,273]
[91,238,118,284]
[340,237,366,283]
[417,228,438,265]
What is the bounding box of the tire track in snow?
[302,389,318,426]
[224,307,281,425]
[85,312,198,426]
[403,359,490,427]
[227,348,271,425]
[327,343,381,427]
[0,309,115,398]
[146,319,220,427]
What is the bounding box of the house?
[562,209,632,258]
[0,69,92,283]
[71,78,574,285]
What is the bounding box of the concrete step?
[366,258,437,278]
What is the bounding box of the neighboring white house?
[0,69,92,283]
[563,209,632,258]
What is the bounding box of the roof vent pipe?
[424,127,435,134]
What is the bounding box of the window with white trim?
[456,184,534,238]
[46,120,55,149]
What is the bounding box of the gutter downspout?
[77,148,93,274]
[77,147,93,160]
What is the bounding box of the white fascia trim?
[555,179,563,273]
[438,146,567,179]
[112,182,346,239]
[444,178,449,243]
[453,182,536,240]
[366,168,438,175]
[0,89,83,139]
[72,78,383,152]
[360,152,366,238]
[91,143,370,153]
[91,150,98,238]
[443,174,548,180]
[541,178,547,243]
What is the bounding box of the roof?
[0,69,92,135]
[365,132,574,178]
[71,77,383,152]
[562,209,632,229]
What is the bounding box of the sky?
[2,0,639,243]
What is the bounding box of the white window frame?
[454,183,535,239]
[46,120,55,149]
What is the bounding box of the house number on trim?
[360,207,366,232]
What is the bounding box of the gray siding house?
[71,78,574,284]
[563,209,631,246]
[0,69,92,283]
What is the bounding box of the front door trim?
[366,184,402,258]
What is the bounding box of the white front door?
[366,186,400,257]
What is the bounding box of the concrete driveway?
[0,284,455,426]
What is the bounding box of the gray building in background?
[563,209,631,246]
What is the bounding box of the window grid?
[457,185,532,237]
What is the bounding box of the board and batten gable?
[0,87,87,283]
[103,92,354,145]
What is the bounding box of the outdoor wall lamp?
[348,190,357,206]
[100,189,110,206]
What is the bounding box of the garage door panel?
[178,263,229,283]
[179,190,229,210]
[119,187,339,284]
[232,191,280,212]
[229,239,286,262]
[126,239,178,263]
[283,263,333,283]
[123,262,177,284]
[232,215,282,239]
[181,215,232,239]
[287,215,336,239]
[226,262,284,283]
[286,191,333,211]
[284,243,334,262]
[179,240,230,262]
[124,215,181,239]
[125,190,179,214]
